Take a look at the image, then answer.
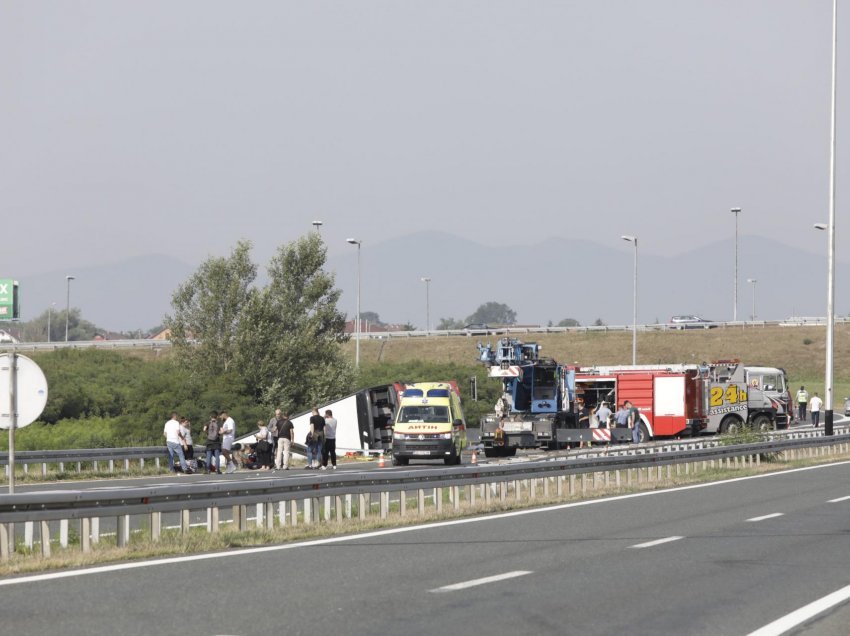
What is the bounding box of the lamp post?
[64,275,75,342]
[47,302,55,343]
[822,0,838,436]
[312,220,323,235]
[746,279,757,322]
[731,207,742,322]
[346,238,362,368]
[420,277,431,332]
[815,220,836,436]
[621,235,637,365]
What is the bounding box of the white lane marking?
[746,513,784,522]
[828,495,850,503]
[629,536,683,549]
[747,583,850,636]
[2,460,849,587]
[430,570,532,593]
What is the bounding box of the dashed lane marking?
[429,571,533,593]
[629,536,683,549]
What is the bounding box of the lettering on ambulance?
[709,384,748,414]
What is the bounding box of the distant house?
[149,328,172,341]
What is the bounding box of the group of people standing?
[576,399,643,444]
[163,410,236,475]
[795,386,824,427]
[306,408,338,469]
[166,407,342,474]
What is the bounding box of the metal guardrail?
[1,433,849,559]
[2,423,843,472]
[1,317,848,350]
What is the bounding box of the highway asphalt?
[3,460,850,635]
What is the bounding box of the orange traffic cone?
[471,449,478,465]
[378,453,386,468]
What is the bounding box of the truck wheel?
[752,414,773,432]
[720,415,742,435]
[483,448,497,458]
[505,447,517,457]
[637,423,650,443]
[392,455,408,466]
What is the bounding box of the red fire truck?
[571,364,709,442]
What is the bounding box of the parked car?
[844,397,850,417]
[462,323,491,336]
[669,315,715,330]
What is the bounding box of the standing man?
[796,386,809,423]
[268,408,283,461]
[164,411,192,474]
[322,409,338,470]
[615,402,630,429]
[276,411,295,470]
[309,408,325,469]
[809,392,823,427]
[594,401,612,429]
[627,400,642,444]
[220,409,237,473]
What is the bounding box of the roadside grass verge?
[2,446,848,577]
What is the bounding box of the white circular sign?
[0,353,49,429]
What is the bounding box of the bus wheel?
[720,415,742,435]
[752,414,773,432]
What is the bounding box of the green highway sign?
[0,279,19,320]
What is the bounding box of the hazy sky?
[2,1,845,279]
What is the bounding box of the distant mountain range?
[8,232,845,332]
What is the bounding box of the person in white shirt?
[809,392,824,427]
[321,409,338,470]
[220,410,237,473]
[163,412,191,474]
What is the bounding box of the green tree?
[22,307,100,342]
[235,233,353,410]
[165,240,257,375]
[466,302,517,325]
[360,311,384,326]
[437,317,464,330]
[557,318,581,327]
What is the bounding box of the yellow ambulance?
[391,382,466,466]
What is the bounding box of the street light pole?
[823,0,839,436]
[347,239,362,368]
[746,278,757,322]
[47,302,55,343]
[64,275,75,342]
[312,220,323,235]
[621,235,637,365]
[731,207,741,322]
[420,277,431,332]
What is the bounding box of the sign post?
[0,353,49,495]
